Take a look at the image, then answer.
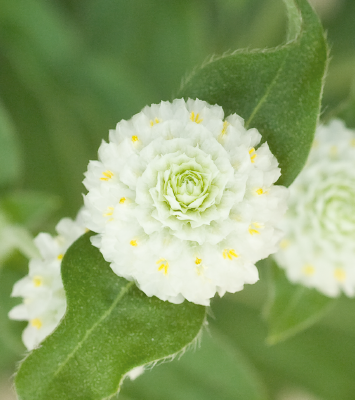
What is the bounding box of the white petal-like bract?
[8,212,86,350]
[83,99,288,305]
[275,120,355,297]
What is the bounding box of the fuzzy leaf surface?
[264,260,333,344]
[15,233,206,400]
[179,0,328,187]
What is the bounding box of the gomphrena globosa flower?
[83,99,288,305]
[9,214,86,350]
[275,120,355,297]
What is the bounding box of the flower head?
[275,120,355,297]
[8,212,86,350]
[83,99,288,305]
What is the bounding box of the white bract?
[275,120,355,297]
[83,99,288,305]
[8,214,86,350]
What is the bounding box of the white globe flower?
[8,212,86,350]
[83,99,288,305]
[274,120,355,297]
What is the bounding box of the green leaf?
[121,330,269,400]
[0,253,27,371]
[0,191,60,230]
[211,297,355,400]
[178,0,328,187]
[264,259,334,345]
[15,233,206,400]
[0,100,22,187]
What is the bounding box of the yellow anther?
[312,140,319,149]
[334,267,346,282]
[100,170,114,181]
[190,111,203,124]
[57,254,64,261]
[131,135,139,143]
[249,222,261,235]
[85,228,90,233]
[103,207,114,217]
[31,318,42,329]
[329,145,338,157]
[249,148,257,163]
[302,264,315,276]
[279,239,290,249]
[218,121,230,143]
[351,138,355,147]
[130,239,138,247]
[156,258,169,275]
[119,197,126,204]
[256,188,264,195]
[195,257,202,265]
[150,117,161,126]
[222,249,238,260]
[221,121,229,135]
[32,276,42,287]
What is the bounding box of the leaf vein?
[245,55,288,129]
[53,281,135,378]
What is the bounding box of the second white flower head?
[83,99,288,305]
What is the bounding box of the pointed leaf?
[15,233,206,400]
[179,0,328,187]
[264,259,334,344]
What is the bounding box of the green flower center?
[162,160,216,213]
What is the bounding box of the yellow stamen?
[249,148,257,163]
[100,170,114,181]
[131,135,139,143]
[103,207,114,217]
[334,267,346,282]
[190,111,203,124]
[32,276,42,287]
[156,258,169,275]
[351,138,355,147]
[119,197,126,204]
[57,254,64,260]
[195,257,202,265]
[150,117,161,126]
[249,222,261,235]
[31,318,42,329]
[256,188,264,195]
[279,239,290,249]
[222,249,238,260]
[130,239,138,247]
[329,145,338,157]
[221,121,229,135]
[312,140,319,149]
[302,264,315,276]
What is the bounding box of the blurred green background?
[0,0,355,399]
